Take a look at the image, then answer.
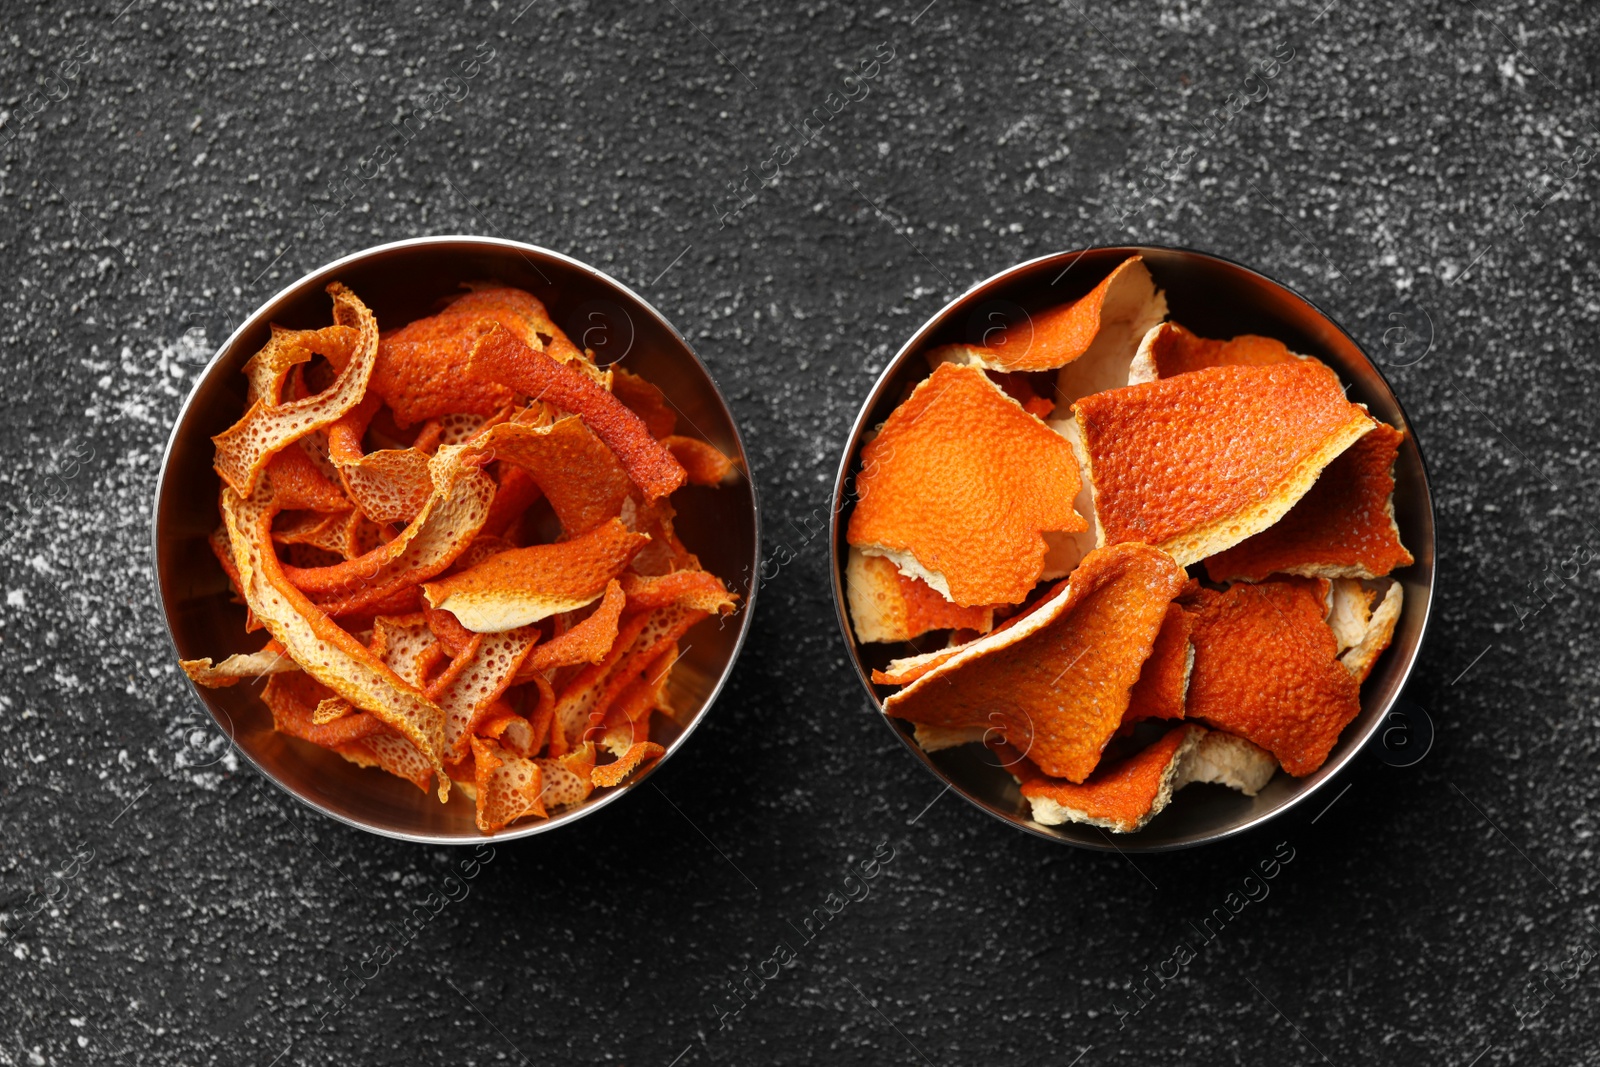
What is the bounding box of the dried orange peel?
[846,546,994,644]
[1339,582,1403,683]
[1126,321,1302,384]
[1073,361,1375,567]
[857,260,1413,830]
[925,256,1166,385]
[1205,422,1413,582]
[422,518,648,632]
[1182,577,1362,777]
[212,284,379,497]
[1015,723,1205,832]
[469,323,686,502]
[1121,603,1192,725]
[847,362,1086,607]
[182,280,737,834]
[882,543,1186,782]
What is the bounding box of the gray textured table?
[3,1,1598,1064]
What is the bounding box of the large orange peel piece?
[422,518,648,633]
[845,546,993,644]
[212,284,379,496]
[1205,422,1413,582]
[1016,723,1205,832]
[1183,577,1362,777]
[222,481,446,769]
[1127,321,1300,384]
[468,323,686,502]
[846,363,1086,607]
[1073,361,1375,568]
[1121,603,1192,724]
[883,543,1186,781]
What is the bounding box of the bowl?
[829,246,1435,852]
[153,236,760,843]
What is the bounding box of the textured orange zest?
[1205,423,1413,582]
[591,741,666,788]
[368,286,579,427]
[1016,256,1140,370]
[469,323,686,501]
[661,435,737,486]
[848,548,993,644]
[1183,577,1362,776]
[846,363,1086,607]
[223,483,446,766]
[262,673,387,746]
[424,605,476,659]
[422,518,649,632]
[212,284,379,496]
[611,367,677,438]
[1017,724,1203,832]
[1141,321,1297,378]
[263,436,351,513]
[547,612,655,757]
[470,417,634,537]
[428,626,541,762]
[883,543,1186,782]
[870,577,1069,685]
[1122,603,1191,724]
[619,569,737,615]
[520,580,627,675]
[242,324,356,405]
[1074,361,1374,565]
[470,735,547,832]
[284,448,495,610]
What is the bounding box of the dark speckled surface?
[3,1,1599,1064]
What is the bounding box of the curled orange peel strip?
[468,323,686,502]
[422,518,648,633]
[221,479,446,770]
[212,284,379,497]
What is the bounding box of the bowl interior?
[831,246,1435,851]
[155,237,759,843]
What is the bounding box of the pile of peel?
[846,256,1411,833]
[181,282,739,834]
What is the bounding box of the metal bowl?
[153,236,760,844]
[829,246,1435,852]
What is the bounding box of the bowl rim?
[828,243,1436,853]
[150,234,762,845]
